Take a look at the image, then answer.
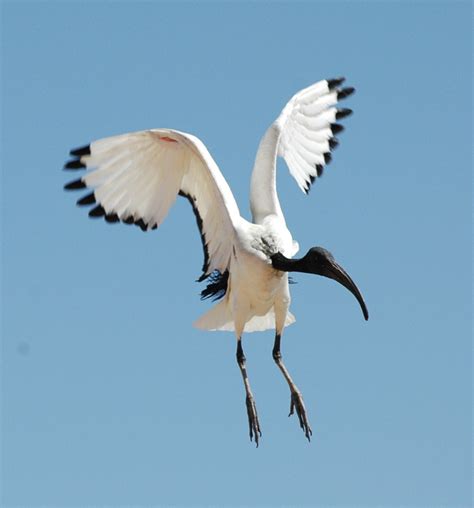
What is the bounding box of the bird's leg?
[272,333,312,441]
[236,339,262,447]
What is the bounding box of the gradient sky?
[1,1,472,507]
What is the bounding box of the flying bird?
[64,77,368,446]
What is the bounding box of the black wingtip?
[70,145,91,157]
[315,164,324,177]
[64,179,86,190]
[64,159,86,170]
[76,192,96,206]
[335,108,353,120]
[105,213,120,223]
[104,213,120,224]
[89,205,106,217]
[327,77,345,89]
[324,152,332,165]
[328,138,339,150]
[337,87,355,100]
[135,218,147,231]
[331,123,345,135]
[122,216,134,225]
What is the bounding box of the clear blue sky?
[1,1,471,507]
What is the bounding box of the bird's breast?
[230,224,291,314]
[230,258,286,315]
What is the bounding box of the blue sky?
[1,1,471,507]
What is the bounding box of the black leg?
[236,339,262,447]
[272,333,312,441]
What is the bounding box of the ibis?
[64,77,368,446]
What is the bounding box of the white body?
[195,213,297,333]
[69,79,347,336]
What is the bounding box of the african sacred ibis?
[64,77,368,446]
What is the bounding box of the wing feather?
[250,77,354,222]
[250,78,354,223]
[277,78,355,192]
[64,129,241,279]
[281,121,329,159]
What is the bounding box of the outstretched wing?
[277,77,355,193]
[250,77,355,222]
[64,129,241,280]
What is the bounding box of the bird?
[64,77,368,446]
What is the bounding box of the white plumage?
[65,77,366,445]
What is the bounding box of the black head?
[271,247,369,321]
[304,247,336,271]
[303,246,369,320]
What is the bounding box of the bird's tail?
[193,299,296,333]
[193,299,234,331]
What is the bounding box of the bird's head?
[271,247,369,321]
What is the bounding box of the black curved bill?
[324,262,369,321]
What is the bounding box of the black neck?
[271,252,308,273]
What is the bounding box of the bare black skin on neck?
[271,247,369,321]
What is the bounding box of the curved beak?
[324,261,369,321]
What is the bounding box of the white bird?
[64,77,368,446]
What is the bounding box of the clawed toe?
[246,395,262,447]
[289,390,312,441]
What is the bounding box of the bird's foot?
[289,390,312,441]
[245,394,262,447]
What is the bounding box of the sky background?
[1,1,472,507]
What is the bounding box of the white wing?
[250,77,354,222]
[64,129,241,280]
